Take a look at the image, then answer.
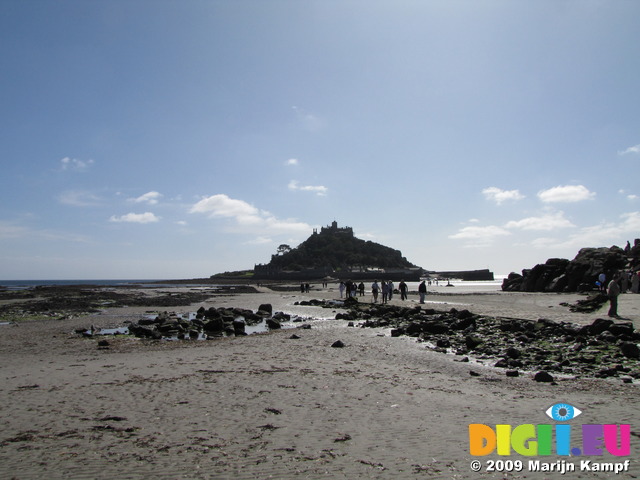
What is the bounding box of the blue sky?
[1,0,639,280]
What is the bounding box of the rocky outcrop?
[339,302,640,380]
[502,244,633,292]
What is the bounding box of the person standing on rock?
[418,280,427,304]
[607,273,621,317]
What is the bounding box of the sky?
[1,0,639,280]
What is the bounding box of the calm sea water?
[0,276,508,291]
[0,279,160,290]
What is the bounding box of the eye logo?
[545,403,582,422]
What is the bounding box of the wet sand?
[1,284,639,479]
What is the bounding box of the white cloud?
[618,144,640,155]
[537,185,595,203]
[109,212,160,224]
[448,225,511,246]
[505,211,575,231]
[244,236,272,245]
[190,194,260,219]
[190,194,312,234]
[130,191,162,205]
[60,157,95,171]
[285,158,299,166]
[58,190,103,207]
[482,187,525,205]
[0,221,28,239]
[288,180,328,196]
[530,211,640,250]
[619,189,638,201]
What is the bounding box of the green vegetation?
[211,270,254,278]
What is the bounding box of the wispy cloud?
[619,189,638,201]
[618,144,640,155]
[244,236,272,245]
[537,185,595,203]
[292,106,325,132]
[0,221,29,239]
[57,190,103,207]
[129,191,162,205]
[482,187,525,205]
[0,221,90,242]
[448,225,511,246]
[288,180,328,196]
[505,211,575,231]
[285,158,299,166]
[60,157,95,171]
[109,212,160,224]
[190,194,312,234]
[530,211,640,250]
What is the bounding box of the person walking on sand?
[371,280,380,303]
[418,280,427,304]
[339,281,345,298]
[607,273,621,318]
[387,280,394,301]
[381,281,389,304]
[399,280,408,300]
[358,282,365,296]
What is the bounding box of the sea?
[0,276,508,291]
[0,279,161,290]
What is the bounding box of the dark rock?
[331,340,345,348]
[506,370,520,377]
[494,359,509,368]
[620,342,640,359]
[97,339,110,347]
[533,371,554,383]
[258,303,273,314]
[289,334,301,339]
[203,318,224,333]
[273,311,291,322]
[233,319,246,335]
[266,318,281,329]
[465,334,483,350]
[390,328,404,337]
[589,318,614,335]
[503,246,628,292]
[128,325,162,339]
[608,322,634,337]
[505,347,521,359]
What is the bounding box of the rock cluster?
[339,303,640,380]
[124,304,291,340]
[502,244,635,292]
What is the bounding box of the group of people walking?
[337,279,415,304]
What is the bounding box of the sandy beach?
[1,283,639,479]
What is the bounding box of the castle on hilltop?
[313,220,353,237]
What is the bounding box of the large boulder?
[503,245,630,293]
